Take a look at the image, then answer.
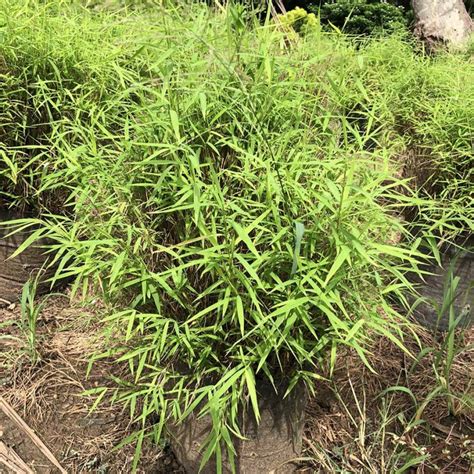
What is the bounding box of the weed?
[19,277,42,363]
[9,273,63,364]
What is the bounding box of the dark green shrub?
[314,0,409,35]
[283,0,472,35]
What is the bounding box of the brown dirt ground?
[1,294,473,473]
[0,294,181,473]
[306,327,474,473]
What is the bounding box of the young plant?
[19,276,43,363]
[0,274,50,365]
[17,272,63,364]
[385,251,473,443]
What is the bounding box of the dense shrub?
[283,0,411,35]
[316,0,409,35]
[1,0,472,469]
[278,6,320,35]
[0,1,147,212]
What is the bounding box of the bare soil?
[0,295,181,473]
[306,328,474,473]
[0,407,60,473]
[1,294,473,473]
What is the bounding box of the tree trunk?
[412,0,473,47]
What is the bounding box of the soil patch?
[0,404,60,473]
[305,327,474,473]
[0,295,181,473]
[1,295,473,473]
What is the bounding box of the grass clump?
[0,0,148,212]
[1,1,472,471]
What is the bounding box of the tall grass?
[1,1,472,470]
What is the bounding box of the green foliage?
[372,45,474,238]
[283,0,410,36]
[278,6,320,35]
[315,0,409,35]
[0,0,473,470]
[0,273,58,364]
[0,0,146,211]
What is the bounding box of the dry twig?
[0,396,67,473]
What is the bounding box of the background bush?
[318,0,408,35]
[282,0,472,35]
[282,0,410,35]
